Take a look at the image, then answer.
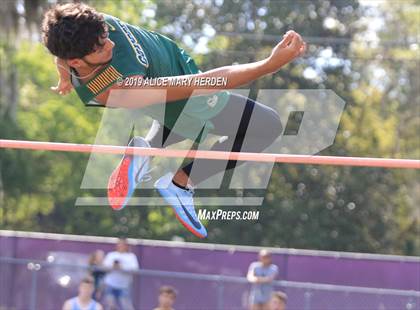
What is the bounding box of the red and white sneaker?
[107,137,151,210]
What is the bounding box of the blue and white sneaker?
[108,137,152,210]
[154,173,207,238]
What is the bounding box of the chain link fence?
[0,257,418,310]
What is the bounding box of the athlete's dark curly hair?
[42,3,107,59]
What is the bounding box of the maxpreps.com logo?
[116,19,149,68]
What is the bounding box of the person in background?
[153,286,177,310]
[269,291,287,310]
[247,249,279,310]
[62,276,103,310]
[103,238,139,310]
[88,249,106,301]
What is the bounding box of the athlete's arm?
[51,57,73,95]
[99,31,306,108]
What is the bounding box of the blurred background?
[0,0,419,309]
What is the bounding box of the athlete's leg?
[146,119,187,148]
[108,119,186,211]
[149,120,208,238]
[147,119,197,188]
[152,95,281,238]
[179,93,282,186]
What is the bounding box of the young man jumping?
[42,3,306,238]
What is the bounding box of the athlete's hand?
[264,30,307,73]
[51,78,73,95]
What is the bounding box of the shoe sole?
[108,156,134,210]
[157,188,207,239]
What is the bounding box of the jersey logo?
[116,19,149,68]
[207,95,218,108]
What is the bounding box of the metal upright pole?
[29,263,40,310]
[217,276,225,310]
[304,291,312,310]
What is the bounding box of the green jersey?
[73,14,230,142]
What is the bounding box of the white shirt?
[103,251,139,289]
